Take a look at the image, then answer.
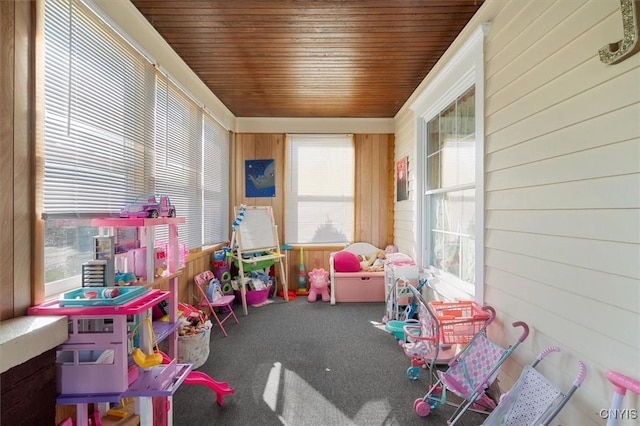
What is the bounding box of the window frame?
[411,25,488,303]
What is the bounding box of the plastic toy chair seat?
[194,271,239,337]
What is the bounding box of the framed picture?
[245,159,276,197]
[396,156,408,201]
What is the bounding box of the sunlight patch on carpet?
[370,320,388,332]
[263,361,281,411]
[262,361,392,425]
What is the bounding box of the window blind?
[285,134,354,244]
[154,72,203,247]
[42,0,230,289]
[44,0,155,215]
[203,114,230,244]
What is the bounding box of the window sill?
[0,315,68,374]
[284,244,348,251]
[426,267,476,302]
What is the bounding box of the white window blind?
[43,0,155,215]
[203,115,230,244]
[42,0,230,291]
[154,72,203,248]
[285,134,354,244]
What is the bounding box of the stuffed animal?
[362,250,386,271]
[307,268,330,302]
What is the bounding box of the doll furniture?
[28,217,200,426]
[28,284,190,426]
[193,270,239,337]
[329,242,386,304]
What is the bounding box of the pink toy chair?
[193,270,239,337]
[308,268,330,302]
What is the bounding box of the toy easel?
[230,206,288,315]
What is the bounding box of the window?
[42,0,229,296]
[412,25,486,302]
[425,88,476,292]
[285,135,354,244]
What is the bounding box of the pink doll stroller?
[401,284,458,381]
[413,308,529,426]
[482,346,586,426]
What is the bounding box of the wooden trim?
[0,1,17,319]
[1,0,36,318]
[386,134,395,245]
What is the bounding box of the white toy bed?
[329,242,386,304]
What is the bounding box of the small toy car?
[120,193,176,218]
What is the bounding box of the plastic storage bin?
[234,286,271,306]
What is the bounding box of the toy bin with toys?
[232,274,273,306]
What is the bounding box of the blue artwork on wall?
[245,159,276,197]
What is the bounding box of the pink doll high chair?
[307,268,330,302]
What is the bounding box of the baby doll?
[362,250,386,271]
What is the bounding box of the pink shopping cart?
[482,346,586,426]
[604,370,640,426]
[412,308,529,425]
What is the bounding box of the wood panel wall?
[232,133,394,290]
[354,133,395,247]
[1,0,34,320]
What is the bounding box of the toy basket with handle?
[428,301,490,345]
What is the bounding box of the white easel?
[230,206,289,315]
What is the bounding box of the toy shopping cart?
[482,346,586,426]
[604,370,640,426]
[412,309,529,425]
[429,300,492,345]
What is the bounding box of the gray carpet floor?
[171,296,490,426]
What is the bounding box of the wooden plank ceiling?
[131,0,484,118]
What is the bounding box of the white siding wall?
[393,110,418,258]
[395,1,640,425]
